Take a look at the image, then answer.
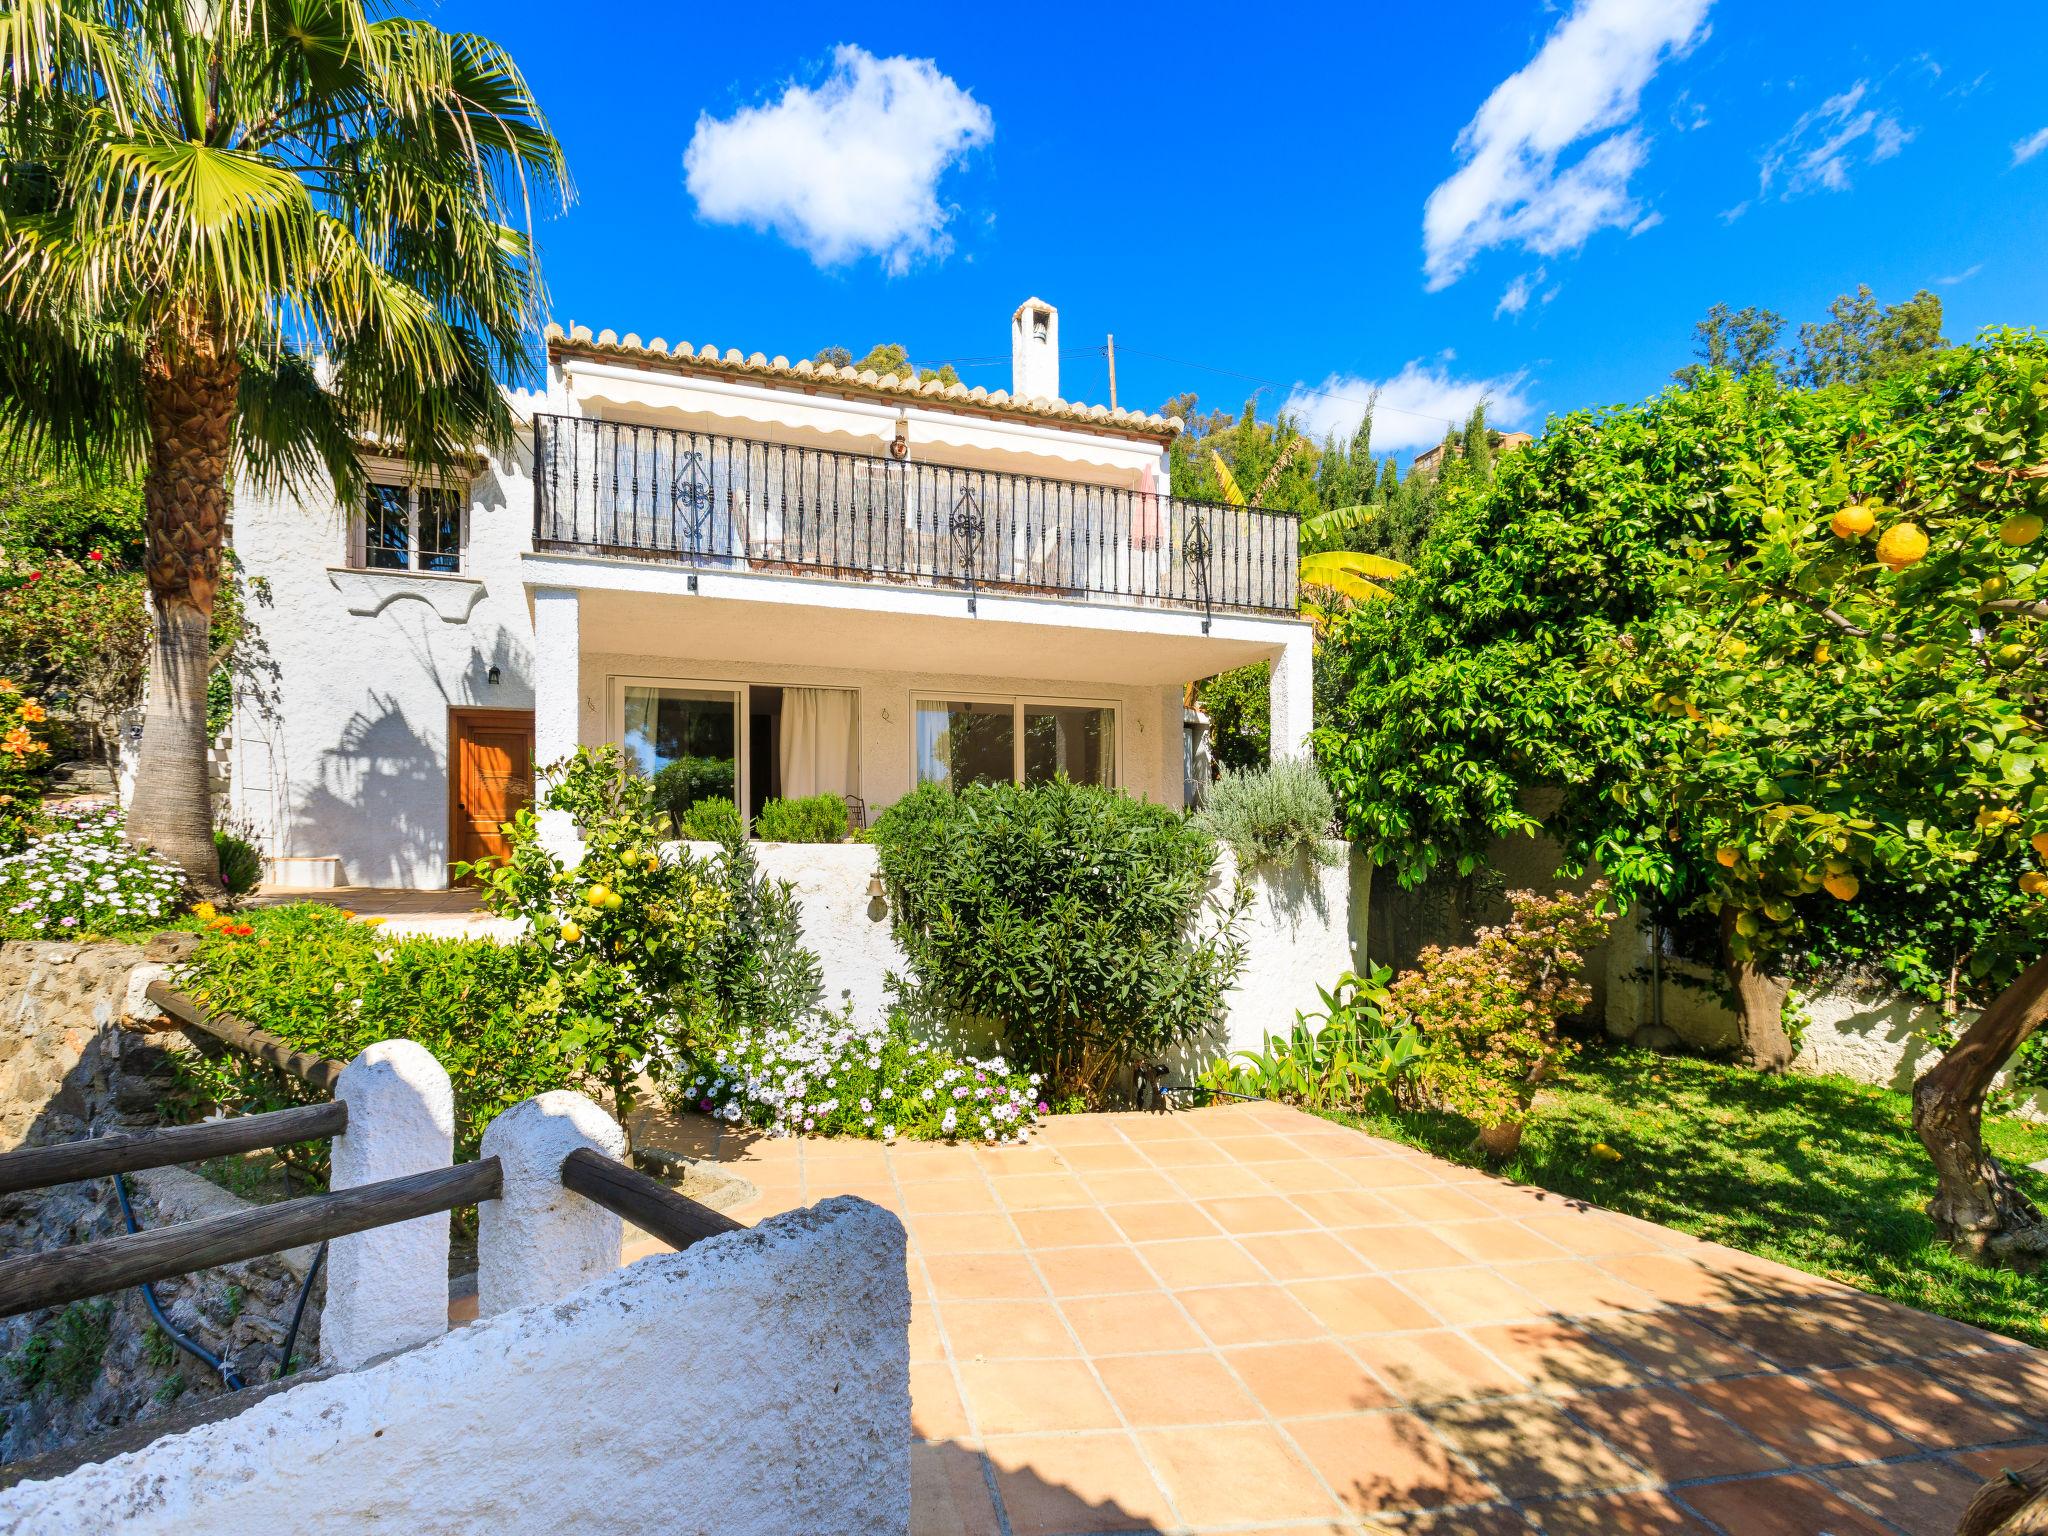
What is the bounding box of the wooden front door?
[450,709,535,876]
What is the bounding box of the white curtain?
[780,688,859,799]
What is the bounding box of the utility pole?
[1106,333,1118,411]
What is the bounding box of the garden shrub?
[674,795,743,842]
[0,804,185,937]
[1389,884,1613,1151]
[652,755,736,825]
[673,1008,1042,1143]
[177,903,563,1167]
[700,825,824,1034]
[0,679,50,851]
[1200,967,1422,1111]
[871,778,1246,1102]
[457,746,726,1115]
[754,792,849,843]
[213,826,263,895]
[1196,758,1339,868]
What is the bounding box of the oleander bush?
[1196,758,1339,868]
[672,1008,1043,1143]
[0,804,186,938]
[700,825,824,1034]
[871,778,1247,1102]
[754,792,849,843]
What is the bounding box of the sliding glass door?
[914,696,1117,790]
[620,681,741,813]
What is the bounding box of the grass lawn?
[1323,1045,2048,1348]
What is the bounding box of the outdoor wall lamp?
[487,665,501,686]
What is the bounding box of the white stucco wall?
[0,1198,912,1536]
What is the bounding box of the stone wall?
[0,939,326,1465]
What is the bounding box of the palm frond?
[1210,449,1246,508]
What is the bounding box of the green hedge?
[755,793,849,843]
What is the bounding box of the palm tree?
[1209,449,1411,608]
[0,0,564,884]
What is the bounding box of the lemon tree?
[1609,329,2048,1265]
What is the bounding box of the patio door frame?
[608,674,750,808]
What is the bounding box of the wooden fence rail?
[0,1158,502,1319]
[143,981,347,1095]
[0,1101,348,1198]
[559,1147,745,1251]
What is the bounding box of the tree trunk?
[126,328,240,889]
[1912,954,2048,1269]
[1955,1454,2048,1536]
[1718,907,1796,1072]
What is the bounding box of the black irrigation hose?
[277,1240,324,1379]
[113,1172,246,1392]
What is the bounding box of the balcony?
[530,414,1299,619]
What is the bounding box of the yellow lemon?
[1875,523,1929,571]
[1716,846,1740,868]
[1830,503,1875,539]
[559,919,583,942]
[584,883,611,907]
[1983,574,2012,602]
[1823,872,1861,901]
[1591,1143,1623,1162]
[602,890,623,910]
[2000,513,2044,547]
[1996,642,2033,670]
[2021,872,2048,897]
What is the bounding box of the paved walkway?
[624,1101,2047,1535]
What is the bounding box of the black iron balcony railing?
[530,414,1299,620]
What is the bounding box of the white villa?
[226,298,1313,891]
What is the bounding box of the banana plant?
[1209,452,1412,613]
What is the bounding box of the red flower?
[25,571,40,583]
[233,923,255,937]
[87,550,103,562]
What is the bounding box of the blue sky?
[447,0,2048,456]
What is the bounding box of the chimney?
[1011,298,1059,402]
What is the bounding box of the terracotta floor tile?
[1139,1422,1346,1526]
[1254,1157,1364,1196]
[1945,1440,2048,1479]
[941,1300,1078,1360]
[1136,1236,1268,1290]
[1138,1137,1234,1168]
[911,1441,1004,1536]
[1583,1312,1767,1381]
[1370,1504,1534,1534]
[1437,1219,1573,1266]
[1341,1225,1474,1272]
[984,1432,1177,1535]
[956,1357,1122,1437]
[1802,1292,2016,1358]
[1689,1301,1881,1369]
[1355,1330,1528,1405]
[1379,1185,1500,1222]
[1429,1397,1646,1498]
[805,1177,900,1205]
[1561,1385,1784,1479]
[909,1300,946,1362]
[1179,1282,1328,1346]
[1205,1193,1313,1236]
[1290,1276,1443,1335]
[1824,1457,1985,1536]
[1392,1268,1547,1327]
[1293,1189,1409,1228]
[911,1361,973,1441]
[1932,1349,2048,1426]
[1094,1350,1263,1427]
[1685,1374,1919,1464]
[802,1145,893,1181]
[1520,1208,1661,1259]
[1333,1156,1448,1192]
[901,1179,1001,1216]
[1465,1321,1639,1390]
[1677,1473,1899,1536]
[925,1252,1049,1301]
[1287,1410,1499,1514]
[1239,1229,1372,1282]
[992,1173,1094,1211]
[1059,1293,1206,1357]
[911,1212,1024,1255]
[1811,1363,2038,1449]
[1217,1133,1304,1162]
[1079,1170,1183,1205]
[975,1142,1068,1173]
[1107,1201,1223,1243]
[1226,1340,1398,1417]
[1494,1258,1660,1317]
[1009,1207,1122,1250]
[1034,1244,1161,1299]
[1163,1163,1273,1200]
[1028,1116,1130,1147]
[1053,1141,1151,1172]
[1523,1489,1714,1534]
[1597,1252,1753,1308]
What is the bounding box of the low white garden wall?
[683,838,1367,1061]
[0,1197,912,1536]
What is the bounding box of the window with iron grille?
[355,481,465,573]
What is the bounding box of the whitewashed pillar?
[477,1091,628,1317]
[531,584,582,860]
[1268,627,1315,762]
[323,1040,454,1369]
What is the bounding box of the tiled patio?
[625,1100,2048,1535]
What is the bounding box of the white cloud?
[1421,0,1713,290]
[1759,82,1912,198]
[683,45,993,274]
[1495,269,1542,318]
[1936,263,1983,286]
[2014,126,2048,167]
[1629,209,1665,236]
[1283,360,1535,455]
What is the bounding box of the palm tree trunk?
[127,332,240,889]
[1912,953,2048,1269]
